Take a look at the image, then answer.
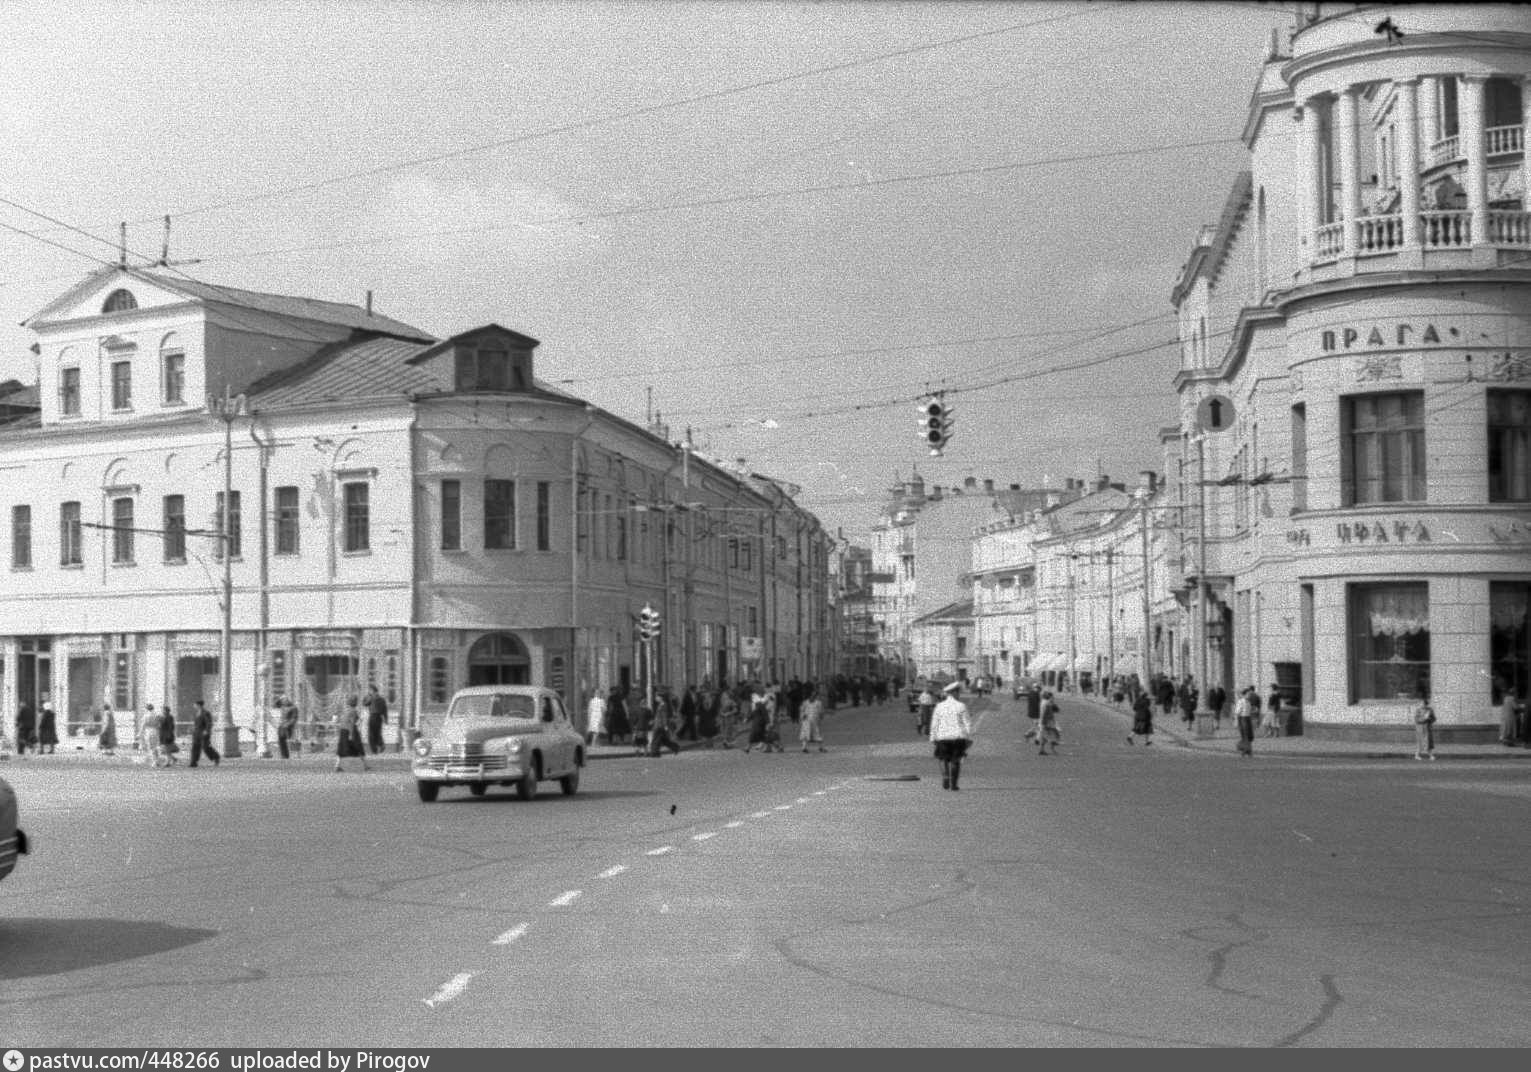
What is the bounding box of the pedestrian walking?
[698,687,719,748]
[37,701,58,754]
[929,681,973,790]
[915,684,936,736]
[1413,688,1437,761]
[159,700,180,764]
[1177,677,1198,727]
[334,701,368,772]
[717,688,739,749]
[798,686,826,752]
[14,699,36,756]
[605,687,630,746]
[364,685,388,754]
[276,695,300,759]
[1207,684,1227,730]
[1036,691,1061,755]
[1234,686,1256,757]
[1128,690,1153,746]
[97,704,118,755]
[1498,682,1519,748]
[743,686,774,753]
[1265,684,1284,737]
[585,689,607,746]
[141,704,166,767]
[189,700,220,767]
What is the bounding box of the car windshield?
[448,693,537,720]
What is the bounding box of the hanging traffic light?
[918,395,954,456]
[638,604,661,642]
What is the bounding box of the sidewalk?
[1063,692,1531,761]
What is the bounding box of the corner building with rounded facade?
[1170,4,1531,740]
[0,267,831,749]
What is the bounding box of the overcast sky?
[0,0,1294,541]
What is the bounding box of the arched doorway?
[467,632,531,686]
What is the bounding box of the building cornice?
[1172,304,1286,391]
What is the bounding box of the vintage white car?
[1,775,28,882]
[412,685,585,803]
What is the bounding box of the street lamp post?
[209,387,245,758]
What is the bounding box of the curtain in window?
[1368,585,1429,637]
[1492,586,1530,631]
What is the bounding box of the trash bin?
[1026,689,1040,720]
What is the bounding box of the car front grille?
[419,745,510,775]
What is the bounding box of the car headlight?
[506,739,526,755]
[413,738,431,758]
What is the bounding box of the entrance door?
[68,657,99,737]
[466,633,530,686]
[176,656,221,735]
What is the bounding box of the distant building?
[1169,4,1531,739]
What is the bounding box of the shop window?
[1341,392,1425,505]
[1490,583,1529,706]
[1348,582,1430,702]
[1488,390,1531,502]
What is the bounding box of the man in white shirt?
[928,681,974,791]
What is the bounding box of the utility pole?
[209,387,245,758]
[1139,487,1153,688]
[1106,549,1115,686]
[1194,432,1213,737]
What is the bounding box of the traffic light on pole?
[919,396,954,456]
[638,604,661,641]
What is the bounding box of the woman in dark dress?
[1128,690,1154,746]
[159,701,180,764]
[37,702,59,754]
[604,687,630,745]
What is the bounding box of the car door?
[539,694,569,775]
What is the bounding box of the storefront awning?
[1073,653,1099,671]
[1033,652,1067,673]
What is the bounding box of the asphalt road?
[3,693,1529,1047]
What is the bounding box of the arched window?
[160,332,185,405]
[466,632,531,686]
[102,289,138,313]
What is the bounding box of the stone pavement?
[1062,691,1531,761]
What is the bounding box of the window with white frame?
[60,501,82,566]
[274,486,300,555]
[1341,392,1425,505]
[11,505,31,568]
[161,338,185,405]
[59,366,81,416]
[1488,390,1530,503]
[111,496,134,564]
[342,481,370,552]
[1348,582,1430,702]
[110,358,133,411]
[163,495,186,562]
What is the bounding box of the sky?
[0,0,1296,543]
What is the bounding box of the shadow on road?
[420,788,662,805]
[0,918,219,979]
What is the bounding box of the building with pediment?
[0,267,831,752]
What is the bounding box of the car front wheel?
[515,761,538,801]
[560,767,580,795]
[416,781,439,803]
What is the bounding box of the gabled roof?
[913,599,974,626]
[24,266,433,342]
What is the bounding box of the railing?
[1421,210,1471,248]
[1487,210,1531,247]
[1315,222,1344,258]
[1430,135,1460,168]
[1486,124,1523,157]
[1356,214,1404,254]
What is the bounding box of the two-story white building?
[0,266,832,752]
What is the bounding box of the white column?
[1461,74,1489,243]
[1302,94,1327,257]
[1521,76,1531,213]
[1397,78,1421,247]
[1419,76,1440,155]
[1337,86,1362,254]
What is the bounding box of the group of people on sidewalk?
[583,678,836,757]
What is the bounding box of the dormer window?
[59,366,81,416]
[454,343,529,392]
[102,289,138,313]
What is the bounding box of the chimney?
[1096,474,1111,492]
[365,290,374,316]
[964,476,977,489]
[983,479,994,492]
[1141,470,1159,494]
[1009,484,1020,491]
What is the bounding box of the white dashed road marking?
[692,832,717,841]
[491,923,529,945]
[646,846,674,856]
[774,804,792,811]
[550,890,582,907]
[796,797,810,804]
[724,821,743,829]
[750,811,771,819]
[423,972,475,1009]
[598,864,627,878]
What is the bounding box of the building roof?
[24,266,434,343]
[912,599,974,626]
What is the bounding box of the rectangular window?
[60,501,82,566]
[1348,582,1430,702]
[1291,403,1307,512]
[163,495,186,562]
[441,479,461,551]
[454,346,520,392]
[112,650,135,711]
[742,539,752,573]
[343,482,370,552]
[485,479,515,549]
[270,650,288,705]
[215,491,242,560]
[428,654,452,705]
[536,481,551,551]
[1490,582,1530,706]
[274,486,300,555]
[1342,392,1425,505]
[1488,390,1531,502]
[59,367,81,416]
[162,351,185,404]
[111,497,134,564]
[11,505,31,568]
[111,360,133,410]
